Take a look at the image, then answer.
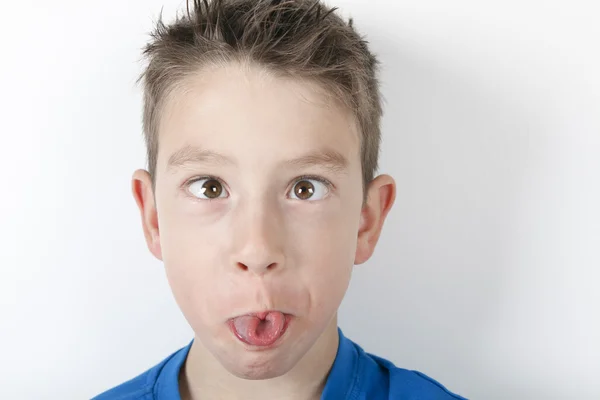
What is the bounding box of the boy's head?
[132,0,395,380]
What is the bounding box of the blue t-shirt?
[92,328,467,399]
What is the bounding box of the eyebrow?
[167,144,349,175]
[167,145,235,172]
[283,148,349,174]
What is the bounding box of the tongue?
[232,311,285,346]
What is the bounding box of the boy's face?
[132,63,394,379]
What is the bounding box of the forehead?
[156,63,360,169]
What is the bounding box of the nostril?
[236,262,278,272]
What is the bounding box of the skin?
[132,62,396,400]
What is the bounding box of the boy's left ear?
[355,174,396,265]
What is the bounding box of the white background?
[1,0,598,398]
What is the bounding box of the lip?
[227,312,293,350]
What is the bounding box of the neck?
[179,316,340,400]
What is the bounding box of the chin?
[222,351,297,380]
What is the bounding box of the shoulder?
[358,346,468,399]
[90,345,185,400]
[90,366,156,400]
[385,363,467,399]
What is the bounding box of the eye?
[289,178,330,201]
[187,178,228,200]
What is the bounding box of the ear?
[131,169,163,260]
[354,174,396,265]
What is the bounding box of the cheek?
[287,204,359,304]
[289,197,360,256]
[157,204,227,323]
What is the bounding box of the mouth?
[227,310,293,349]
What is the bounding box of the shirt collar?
[154,338,193,399]
[321,327,359,399]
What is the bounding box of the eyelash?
[183,175,334,200]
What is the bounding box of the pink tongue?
[232,311,285,346]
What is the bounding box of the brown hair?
[137,0,383,199]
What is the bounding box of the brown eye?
[290,178,330,201]
[293,180,315,200]
[189,178,227,199]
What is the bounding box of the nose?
[230,198,285,276]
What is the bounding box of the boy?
[93,0,467,398]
